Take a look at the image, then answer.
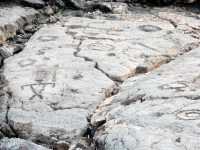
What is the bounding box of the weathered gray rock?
[36,16,49,24]
[2,26,115,147]
[21,0,45,8]
[86,1,94,7]
[92,48,200,150]
[100,2,129,14]
[24,25,35,33]
[0,137,50,150]
[64,17,198,81]
[64,0,86,9]
[55,0,65,7]
[44,5,53,15]
[0,6,39,45]
[49,16,57,23]
[0,48,11,60]
[62,10,84,17]
[156,8,200,30]
[1,5,200,150]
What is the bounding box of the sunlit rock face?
[0,2,200,150]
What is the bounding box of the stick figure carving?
[21,65,58,100]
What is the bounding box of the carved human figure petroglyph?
[21,65,58,100]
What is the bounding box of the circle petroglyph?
[38,36,59,42]
[177,110,200,120]
[89,43,114,51]
[138,25,162,32]
[18,59,36,68]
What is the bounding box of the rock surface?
[2,26,115,147]
[64,15,198,81]
[0,137,50,150]
[92,48,200,150]
[0,3,200,150]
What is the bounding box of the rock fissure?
[5,106,17,138]
[1,2,200,150]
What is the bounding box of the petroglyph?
[177,110,200,120]
[20,65,60,100]
[89,43,115,51]
[21,83,55,100]
[138,25,162,32]
[18,59,36,68]
[1,6,200,150]
[38,36,59,42]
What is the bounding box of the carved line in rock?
[38,36,59,42]
[20,65,59,100]
[158,82,187,92]
[89,43,115,51]
[18,59,36,68]
[82,30,99,36]
[21,83,55,100]
[138,25,162,32]
[177,109,200,120]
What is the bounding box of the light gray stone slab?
[92,48,200,150]
[0,137,50,150]
[2,26,116,145]
[64,17,199,81]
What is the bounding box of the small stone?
[52,5,59,13]
[13,45,23,54]
[63,10,84,17]
[69,0,86,9]
[0,49,10,60]
[50,137,58,143]
[21,0,45,8]
[49,16,57,23]
[55,0,65,7]
[21,33,32,39]
[1,123,15,138]
[53,141,70,150]
[86,1,94,7]
[24,25,34,33]
[44,5,53,15]
[16,28,25,35]
[16,38,27,44]
[37,17,48,24]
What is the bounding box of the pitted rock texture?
[0,5,200,150]
[91,48,200,150]
[0,137,50,150]
[64,15,198,81]
[0,6,39,45]
[2,26,115,147]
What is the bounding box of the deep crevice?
[4,105,18,138]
